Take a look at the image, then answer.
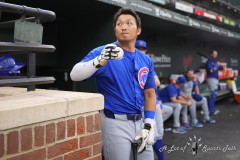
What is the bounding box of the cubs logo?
[139,41,144,45]
[138,67,149,89]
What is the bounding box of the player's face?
[186,71,194,81]
[115,14,141,42]
[137,47,147,54]
[211,51,218,59]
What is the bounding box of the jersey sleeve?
[193,80,197,88]
[167,85,177,98]
[144,60,156,90]
[215,62,220,70]
[80,46,103,63]
[154,71,157,76]
[206,60,213,71]
[80,46,105,79]
[177,88,181,97]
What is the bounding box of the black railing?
[0,2,56,91]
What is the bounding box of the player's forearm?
[144,99,156,124]
[70,59,98,81]
[144,96,156,112]
[181,92,189,99]
[172,98,188,105]
[154,75,160,87]
[144,88,156,111]
[195,87,200,94]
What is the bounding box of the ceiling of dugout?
[2,0,239,48]
[224,0,240,6]
[139,13,240,47]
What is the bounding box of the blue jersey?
[81,42,156,114]
[206,59,219,79]
[159,84,181,103]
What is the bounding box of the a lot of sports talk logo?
[159,135,238,158]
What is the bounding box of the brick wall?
[0,112,102,160]
[0,87,104,160]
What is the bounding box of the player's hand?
[187,100,192,106]
[134,121,155,153]
[100,44,124,60]
[93,44,124,68]
[185,95,192,100]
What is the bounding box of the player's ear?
[114,28,118,37]
[137,27,142,36]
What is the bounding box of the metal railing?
[0,2,56,91]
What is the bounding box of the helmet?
[135,40,147,49]
[0,56,24,76]
[192,94,203,101]
[177,76,187,84]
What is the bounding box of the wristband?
[144,110,155,119]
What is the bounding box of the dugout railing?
[0,2,56,91]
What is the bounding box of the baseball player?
[182,68,216,127]
[206,50,225,115]
[135,40,165,160]
[159,76,192,134]
[70,8,156,160]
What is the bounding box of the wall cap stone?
[0,87,104,131]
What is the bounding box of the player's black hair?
[113,8,141,28]
[186,68,194,73]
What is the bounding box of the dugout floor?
[158,98,240,160]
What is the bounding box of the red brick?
[94,113,101,131]
[79,132,101,148]
[64,147,92,160]
[46,123,55,144]
[67,119,75,137]
[52,156,63,160]
[57,121,66,141]
[77,116,85,135]
[7,131,19,154]
[0,134,4,158]
[8,148,46,160]
[93,143,102,156]
[34,126,44,147]
[48,138,78,158]
[86,115,93,132]
[21,128,32,151]
[91,155,102,160]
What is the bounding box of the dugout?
[1,0,240,96]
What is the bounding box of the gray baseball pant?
[162,104,173,122]
[154,104,164,141]
[196,97,210,121]
[163,102,182,127]
[101,112,154,160]
[182,97,210,124]
[181,99,197,124]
